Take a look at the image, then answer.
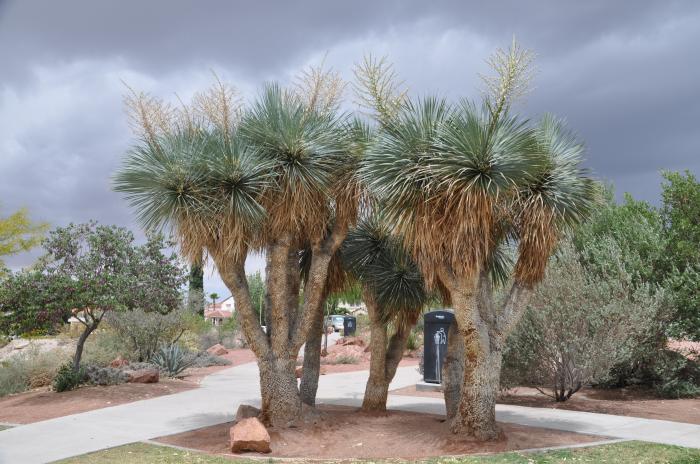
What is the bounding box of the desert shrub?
[82,328,131,366]
[53,363,84,392]
[406,331,420,351]
[651,351,700,398]
[186,352,232,368]
[502,241,665,401]
[105,305,191,362]
[0,346,70,396]
[151,344,194,377]
[81,365,130,386]
[197,317,242,351]
[326,354,359,365]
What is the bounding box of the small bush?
[651,351,700,398]
[187,352,232,368]
[53,363,84,392]
[106,305,192,362]
[327,354,359,365]
[81,365,130,386]
[406,331,419,351]
[151,344,194,377]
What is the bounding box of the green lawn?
[55,441,700,464]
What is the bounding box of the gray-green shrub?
[502,241,667,401]
[0,346,70,396]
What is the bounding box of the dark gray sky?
[1,0,699,296]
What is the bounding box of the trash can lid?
[423,309,455,323]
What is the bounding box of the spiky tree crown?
[115,67,363,265]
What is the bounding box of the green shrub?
[52,363,84,392]
[105,305,192,362]
[151,344,194,377]
[406,331,419,351]
[651,351,700,398]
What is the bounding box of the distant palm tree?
[209,293,219,306]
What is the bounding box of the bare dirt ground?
[0,349,256,424]
[155,405,604,460]
[390,385,700,425]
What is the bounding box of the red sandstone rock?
[206,343,228,356]
[230,418,271,453]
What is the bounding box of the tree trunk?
[300,309,324,405]
[361,291,416,412]
[258,355,302,427]
[73,323,96,372]
[442,321,464,420]
[362,314,388,411]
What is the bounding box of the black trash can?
[423,310,454,383]
[343,315,357,336]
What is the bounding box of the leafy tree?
[660,171,700,340]
[188,263,205,315]
[0,223,186,372]
[0,207,47,272]
[115,66,363,426]
[359,41,595,439]
[209,293,219,306]
[247,271,265,323]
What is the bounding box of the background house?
[204,295,235,325]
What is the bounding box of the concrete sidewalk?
[0,362,699,463]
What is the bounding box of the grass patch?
[54,440,700,463]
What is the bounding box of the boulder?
[336,336,365,347]
[230,418,271,453]
[125,368,159,383]
[235,404,260,422]
[109,357,129,368]
[207,343,228,356]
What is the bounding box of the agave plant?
[151,344,194,378]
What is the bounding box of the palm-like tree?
[360,43,596,439]
[342,215,429,411]
[115,76,362,426]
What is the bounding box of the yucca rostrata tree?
[360,42,596,439]
[342,215,429,411]
[115,69,364,426]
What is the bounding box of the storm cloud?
[1,0,699,295]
